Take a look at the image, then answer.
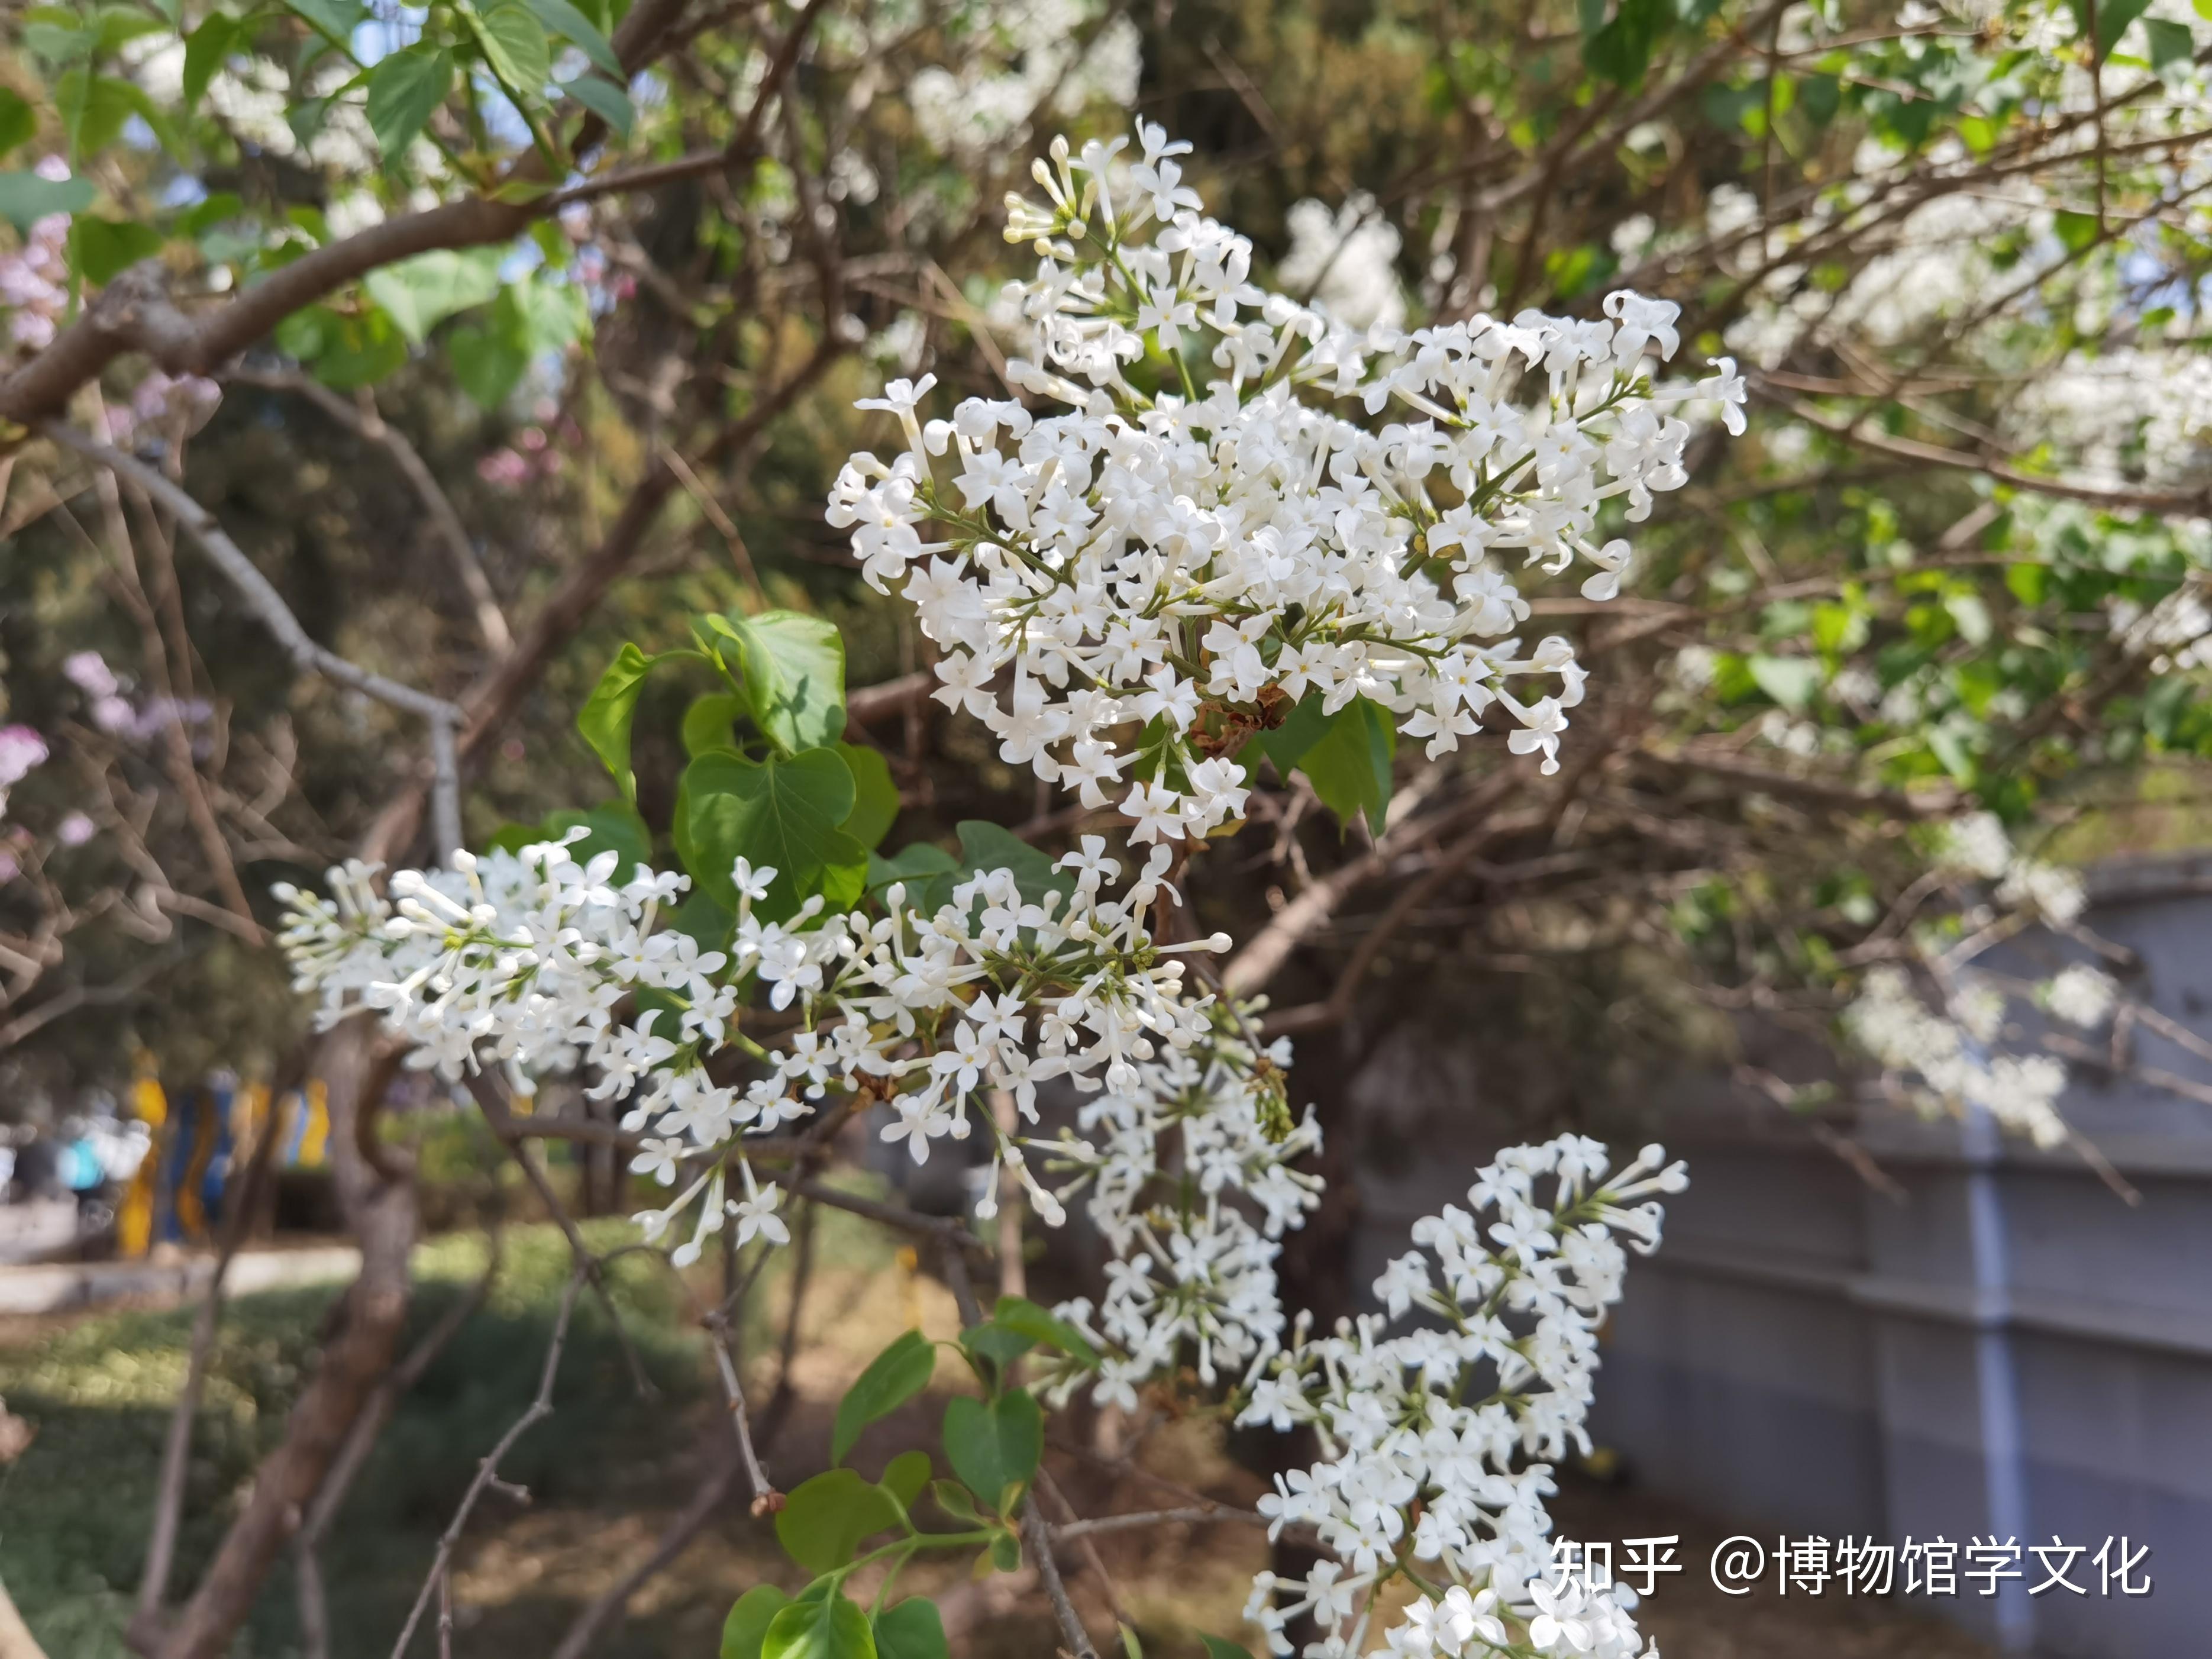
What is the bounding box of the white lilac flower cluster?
[1042,1035,1325,1410]
[1931,811,2087,925]
[1843,965,2071,1149]
[827,121,1748,841]
[1223,1136,1684,1659]
[275,832,1258,1264]
[1836,811,2124,1150]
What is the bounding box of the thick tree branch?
[0,0,711,427]
[146,1018,418,1659]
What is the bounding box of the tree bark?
[141,1016,418,1659]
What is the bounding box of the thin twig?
[41,422,467,862]
[297,1236,502,1659]
[790,1177,994,1261]
[1049,1504,1268,1541]
[466,1073,657,1397]
[387,1269,587,1659]
[223,367,512,656]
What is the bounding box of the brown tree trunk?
[141,1016,417,1659]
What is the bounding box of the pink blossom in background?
[56,812,96,847]
[1,160,76,351]
[477,448,530,488]
[0,726,47,788]
[91,695,136,734]
[0,853,17,885]
[63,651,118,698]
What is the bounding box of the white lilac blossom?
[276,832,1257,1264]
[1042,1035,1323,1407]
[2043,963,2117,1029]
[828,122,1747,840]
[1844,965,2071,1149]
[1207,1136,1686,1659]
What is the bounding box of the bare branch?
[1050,1504,1268,1541]
[224,368,512,656]
[789,1176,995,1261]
[386,1269,587,1659]
[42,422,467,862]
[465,1073,657,1398]
[1767,389,2212,517]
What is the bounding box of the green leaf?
[560,71,634,135]
[941,1390,1042,1514]
[880,1450,931,1510]
[1199,1639,1255,1659]
[540,803,653,879]
[0,170,94,234]
[1121,1624,1145,1659]
[2072,0,2152,55]
[832,1329,935,1464]
[366,46,453,160]
[288,0,366,47]
[180,14,237,108]
[953,820,1073,908]
[1247,693,1333,774]
[22,12,92,66]
[506,274,591,353]
[2053,209,2099,254]
[987,1530,1022,1573]
[303,305,406,389]
[683,692,747,759]
[681,748,864,916]
[93,7,169,53]
[364,247,502,346]
[450,316,529,407]
[0,91,31,162]
[669,886,734,950]
[871,1600,948,1659]
[55,69,137,156]
[181,191,244,238]
[1748,654,1821,714]
[928,1480,980,1524]
[578,642,662,803]
[706,611,847,756]
[2145,15,2195,68]
[991,1295,1099,1368]
[2005,563,2049,606]
[723,1587,792,1659]
[763,1595,876,1659]
[70,217,163,285]
[866,843,958,906]
[960,1322,1035,1376]
[835,743,899,850]
[287,94,332,151]
[1583,0,1670,86]
[473,2,553,95]
[1297,696,1396,833]
[775,1468,902,1574]
[522,0,622,74]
